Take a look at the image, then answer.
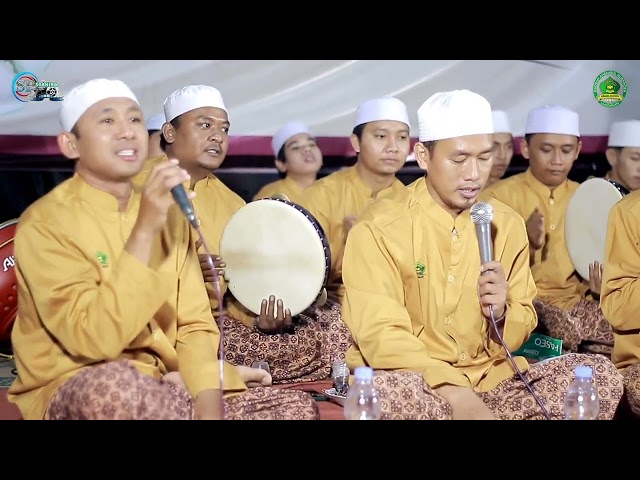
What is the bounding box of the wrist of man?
[253,317,270,334]
[529,244,542,253]
[194,388,223,419]
[130,222,158,242]
[253,317,296,334]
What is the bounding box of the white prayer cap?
[418,90,493,142]
[608,120,640,148]
[524,105,580,137]
[60,78,139,132]
[146,113,165,131]
[163,85,227,123]
[354,96,410,129]
[492,110,511,134]
[272,121,313,156]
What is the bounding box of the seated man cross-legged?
[340,89,623,420]
[139,85,344,385]
[7,79,319,420]
[601,188,640,418]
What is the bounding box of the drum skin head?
[219,200,328,316]
[565,178,624,280]
[0,219,18,342]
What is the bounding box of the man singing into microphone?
[7,78,318,420]
[340,89,623,420]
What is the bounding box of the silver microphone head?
[470,202,494,225]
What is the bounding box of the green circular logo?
[593,70,627,108]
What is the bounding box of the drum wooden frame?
[219,196,330,317]
[0,218,18,343]
[565,177,628,280]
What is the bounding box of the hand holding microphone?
[134,158,227,416]
[477,262,508,320]
[136,159,195,236]
[471,202,508,320]
[171,181,199,229]
[470,203,552,420]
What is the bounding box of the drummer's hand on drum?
[195,239,225,283]
[255,295,293,333]
[589,261,603,299]
[526,207,545,250]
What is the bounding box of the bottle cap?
[574,366,593,379]
[354,366,374,381]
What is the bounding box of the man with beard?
[137,85,335,386]
[340,90,623,420]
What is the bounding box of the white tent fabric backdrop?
[0,60,637,155]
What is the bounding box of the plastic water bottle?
[563,365,600,420]
[344,366,382,420]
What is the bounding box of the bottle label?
[512,333,563,363]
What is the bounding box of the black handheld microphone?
[470,201,494,265]
[171,184,199,229]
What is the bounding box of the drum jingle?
[219,195,330,317]
[0,219,18,343]
[565,177,629,280]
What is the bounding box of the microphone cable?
[172,182,226,418]
[472,201,552,420]
[488,304,552,420]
